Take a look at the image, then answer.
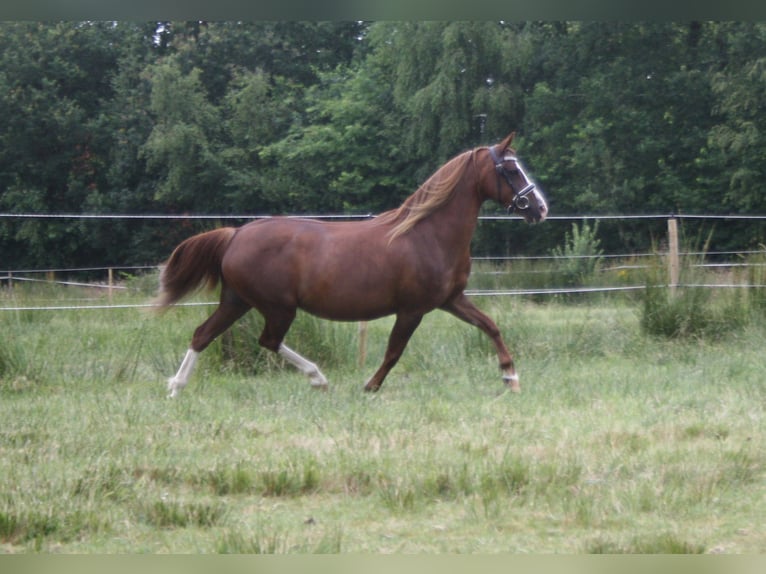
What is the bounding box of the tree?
[3,21,766,270]
[709,23,766,213]
[521,22,735,253]
[141,57,226,212]
[0,22,124,268]
[370,22,524,175]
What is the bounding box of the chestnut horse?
[157,132,547,397]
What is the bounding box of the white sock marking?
[278,344,328,388]
[502,370,521,392]
[167,348,199,398]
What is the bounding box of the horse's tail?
[155,227,237,309]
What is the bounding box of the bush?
[550,220,603,288]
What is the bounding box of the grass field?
[1,279,765,553]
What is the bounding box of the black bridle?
[488,145,537,214]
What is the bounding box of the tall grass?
[639,245,750,340]
[747,245,766,315]
[220,311,361,376]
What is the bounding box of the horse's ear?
[499,131,516,151]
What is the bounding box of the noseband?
[488,146,536,213]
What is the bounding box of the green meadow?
[1,277,764,553]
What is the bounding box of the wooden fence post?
[668,216,680,295]
[108,267,114,303]
[358,321,368,367]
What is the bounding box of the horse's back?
[225,217,386,267]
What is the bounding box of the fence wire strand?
[6,283,766,312]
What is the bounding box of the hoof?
[167,378,183,398]
[502,373,521,393]
[309,372,329,390]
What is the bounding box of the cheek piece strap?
[488,146,536,213]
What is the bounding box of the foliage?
[550,220,603,287]
[3,22,766,268]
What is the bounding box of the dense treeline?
[1,21,765,270]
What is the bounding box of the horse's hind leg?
[278,344,328,389]
[168,348,199,398]
[167,289,249,397]
[257,308,329,389]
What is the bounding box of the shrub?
[550,220,604,288]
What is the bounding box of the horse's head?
[484,132,548,223]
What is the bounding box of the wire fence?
[2,211,766,312]
[4,212,766,221]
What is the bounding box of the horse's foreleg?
[364,312,423,392]
[441,293,519,392]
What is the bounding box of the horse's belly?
[297,267,452,321]
[297,280,399,321]
[301,301,394,322]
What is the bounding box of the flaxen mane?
[378,150,475,241]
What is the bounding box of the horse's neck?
[415,173,483,254]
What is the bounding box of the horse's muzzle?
[510,186,548,223]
